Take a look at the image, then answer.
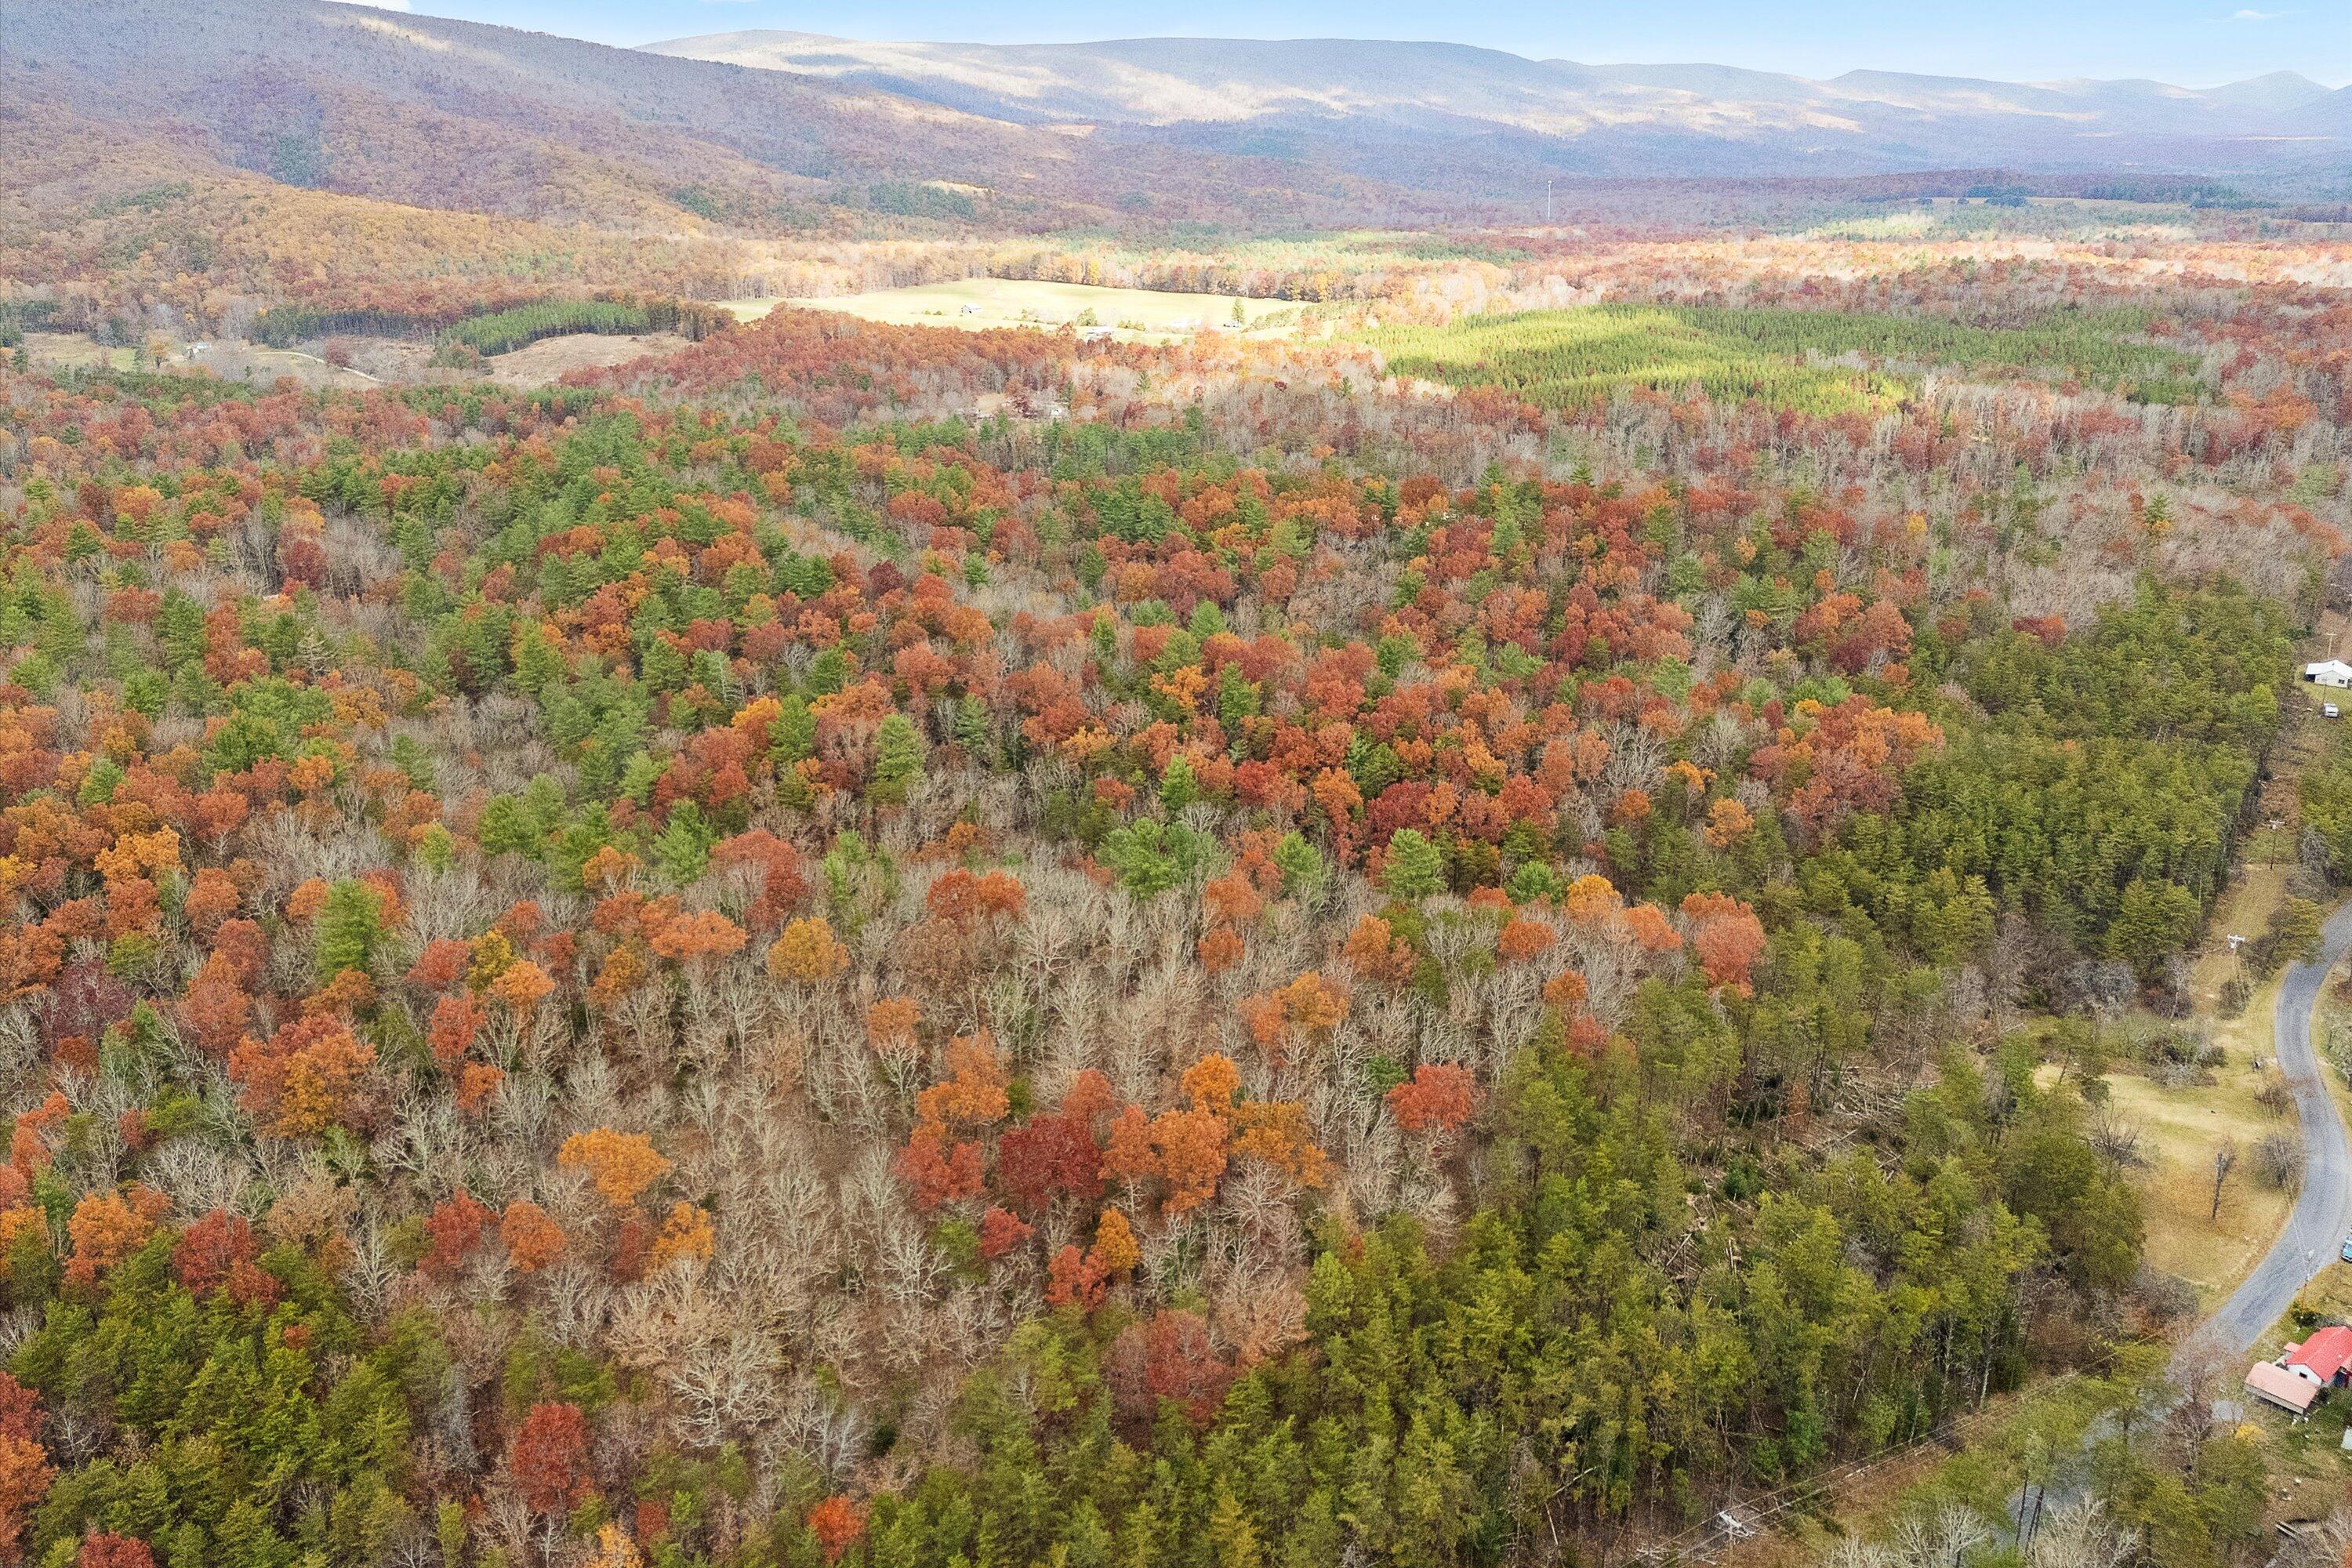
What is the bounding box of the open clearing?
[333,331,690,387]
[2104,1049,2295,1308]
[22,332,135,372]
[26,332,379,390]
[721,278,1303,343]
[27,330,688,391]
[479,332,688,385]
[2117,851,2307,1310]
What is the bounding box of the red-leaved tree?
[510,1401,593,1513]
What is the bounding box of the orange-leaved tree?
[558,1129,670,1209]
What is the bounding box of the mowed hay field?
[723,278,1303,343]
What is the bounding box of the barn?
[2245,1361,2324,1416]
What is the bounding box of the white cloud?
[328,0,414,10]
[2230,7,2285,17]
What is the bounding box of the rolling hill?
[0,0,1395,230]
[0,0,2340,256]
[648,30,2347,185]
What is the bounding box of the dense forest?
[0,190,2341,1568]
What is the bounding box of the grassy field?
[2102,1043,2296,1308]
[24,332,385,390]
[1359,303,2201,414]
[22,332,139,373]
[2107,854,2310,1311]
[724,278,1303,343]
[21,326,685,392]
[1806,198,2201,242]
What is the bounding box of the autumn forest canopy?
[1,3,2350,1568]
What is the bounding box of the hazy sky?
[340,0,2350,88]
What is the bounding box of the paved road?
[1706,902,2352,1559]
[2188,899,2352,1359]
[2003,908,2352,1547]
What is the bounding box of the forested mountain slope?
[650,29,2347,183]
[3,0,2339,244]
[0,0,1380,230]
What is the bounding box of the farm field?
[23,328,689,392]
[25,332,387,390]
[726,277,1305,341]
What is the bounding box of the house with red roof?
[2246,1326,2352,1416]
[2285,1327,2352,1387]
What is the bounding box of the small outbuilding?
[2304,660,2352,688]
[2245,1360,2323,1416]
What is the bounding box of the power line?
[1638,1339,2156,1565]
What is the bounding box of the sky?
[339,0,2352,88]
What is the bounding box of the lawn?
[2103,1049,2296,1308]
[2107,857,2310,1312]
[723,278,1303,343]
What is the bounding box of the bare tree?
[2255,1131,2306,1189]
[2210,1137,2238,1221]
[2085,1105,2146,1170]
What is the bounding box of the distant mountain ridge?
[646,31,2346,181]
[2,0,2341,241]
[0,0,1405,230]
